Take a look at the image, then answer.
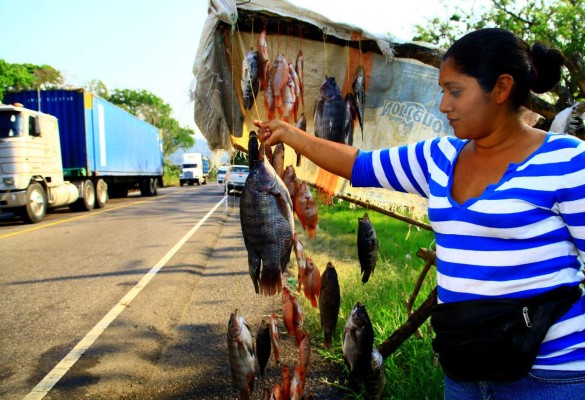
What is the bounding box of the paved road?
[0,185,345,399]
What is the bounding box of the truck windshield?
[0,112,23,138]
[183,163,198,168]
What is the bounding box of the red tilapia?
[294,182,318,240]
[269,313,281,365]
[282,366,291,400]
[257,29,270,90]
[283,165,297,202]
[302,257,321,308]
[271,143,285,179]
[292,295,304,346]
[289,366,306,400]
[299,331,311,371]
[270,54,289,109]
[292,233,305,292]
[282,287,295,336]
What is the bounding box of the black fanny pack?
[431,285,581,382]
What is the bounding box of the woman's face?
[438,57,498,140]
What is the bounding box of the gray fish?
[364,348,386,400]
[357,213,378,284]
[344,93,357,146]
[227,309,256,400]
[242,48,259,110]
[256,319,271,377]
[240,132,294,295]
[352,65,366,139]
[342,302,374,387]
[295,113,307,166]
[318,262,341,348]
[272,143,285,179]
[314,77,346,143]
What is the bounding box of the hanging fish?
[357,212,378,284]
[264,67,276,120]
[283,165,298,204]
[294,182,318,240]
[269,313,281,365]
[271,143,285,179]
[292,295,304,346]
[299,331,311,371]
[289,365,307,400]
[257,29,270,91]
[295,50,305,109]
[288,63,301,122]
[344,93,357,146]
[292,233,305,291]
[242,48,259,110]
[319,262,341,348]
[314,76,346,143]
[295,113,307,166]
[302,257,321,308]
[240,132,294,295]
[342,302,374,389]
[256,319,271,377]
[282,365,291,400]
[364,348,386,400]
[352,65,366,139]
[270,54,289,109]
[227,309,256,400]
[282,287,295,336]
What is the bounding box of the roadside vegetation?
[290,195,443,399]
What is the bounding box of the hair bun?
[530,43,565,94]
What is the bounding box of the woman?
[255,28,585,399]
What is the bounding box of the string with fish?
[235,23,262,121]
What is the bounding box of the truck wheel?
[95,179,108,208]
[151,178,159,196]
[140,178,157,196]
[17,183,47,224]
[202,177,207,185]
[70,180,95,212]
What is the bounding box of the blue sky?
[2,0,474,144]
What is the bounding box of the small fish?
[282,287,295,336]
[242,48,259,110]
[299,331,311,371]
[292,233,305,291]
[270,383,283,400]
[352,65,366,139]
[344,93,357,146]
[295,50,305,109]
[271,54,289,109]
[282,366,291,400]
[364,348,386,400]
[256,319,271,377]
[289,366,306,400]
[264,68,276,120]
[240,132,294,295]
[227,309,256,400]
[357,213,378,284]
[292,295,304,346]
[342,303,374,388]
[302,257,321,308]
[257,29,270,91]
[272,143,285,179]
[269,313,280,365]
[283,165,298,203]
[314,76,345,144]
[295,114,307,166]
[319,262,341,348]
[293,182,318,240]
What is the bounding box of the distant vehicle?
[0,89,164,223]
[179,153,209,186]
[217,166,229,185]
[225,165,249,193]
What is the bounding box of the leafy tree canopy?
[413,0,584,120]
[0,60,63,99]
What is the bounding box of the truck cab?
[179,153,209,186]
[0,103,79,222]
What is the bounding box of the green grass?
[290,196,445,399]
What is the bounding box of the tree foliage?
[413,0,584,121]
[107,88,195,160]
[0,60,63,99]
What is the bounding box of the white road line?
[23,198,225,400]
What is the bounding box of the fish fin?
[260,267,282,296]
[307,226,316,240]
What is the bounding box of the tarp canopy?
[192,0,450,220]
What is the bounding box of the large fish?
[364,348,386,400]
[242,48,259,110]
[342,302,374,387]
[227,309,256,400]
[319,262,341,348]
[357,213,378,284]
[240,132,294,295]
[302,257,321,308]
[256,319,271,377]
[294,182,318,240]
[352,65,366,139]
[269,313,280,365]
[314,77,345,143]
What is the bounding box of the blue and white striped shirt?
[352,132,585,370]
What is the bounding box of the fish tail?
[310,296,318,308]
[307,227,316,240]
[260,269,282,296]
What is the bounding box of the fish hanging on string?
[352,65,366,140]
[241,48,259,110]
[314,77,345,144]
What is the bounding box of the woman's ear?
[494,74,515,104]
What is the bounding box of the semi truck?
[0,89,164,223]
[179,152,209,186]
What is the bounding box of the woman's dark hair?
[443,28,565,110]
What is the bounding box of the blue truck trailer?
[0,89,164,223]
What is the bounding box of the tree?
[413,0,584,123]
[0,60,63,99]
[107,88,195,160]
